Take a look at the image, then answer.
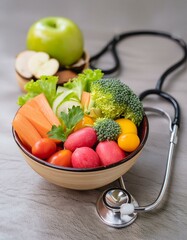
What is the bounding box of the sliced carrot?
[26,98,41,110]
[33,93,61,126]
[12,113,42,148]
[81,91,90,109]
[18,104,52,138]
[18,135,31,150]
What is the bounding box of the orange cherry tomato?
[48,149,72,167]
[115,118,137,134]
[74,115,94,132]
[32,138,57,159]
[117,133,140,152]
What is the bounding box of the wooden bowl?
[12,115,149,190]
[15,50,89,92]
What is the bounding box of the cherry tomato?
[32,138,57,159]
[115,118,137,134]
[117,133,140,152]
[74,115,94,132]
[48,149,72,167]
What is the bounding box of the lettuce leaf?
[17,75,58,107]
[63,69,103,99]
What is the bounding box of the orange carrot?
[33,93,61,126]
[12,113,42,148]
[18,104,52,138]
[26,98,41,110]
[81,91,90,109]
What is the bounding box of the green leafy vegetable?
[17,75,58,107]
[91,78,144,125]
[48,106,84,141]
[63,69,103,99]
[48,125,67,142]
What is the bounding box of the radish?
[64,127,97,152]
[96,141,126,166]
[72,147,101,168]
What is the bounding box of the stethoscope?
[89,30,187,228]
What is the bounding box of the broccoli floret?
[125,92,144,126]
[90,78,143,125]
[93,118,121,142]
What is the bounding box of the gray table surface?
[1,0,187,239]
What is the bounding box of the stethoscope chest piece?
[96,188,139,228]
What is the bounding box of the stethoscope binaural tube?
[90,30,187,84]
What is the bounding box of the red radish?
[96,141,126,166]
[64,127,97,152]
[71,147,101,168]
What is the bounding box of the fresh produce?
[81,91,91,111]
[27,52,59,79]
[13,93,61,151]
[13,69,144,168]
[118,133,140,152]
[96,141,126,166]
[93,118,121,141]
[61,67,103,97]
[48,149,72,167]
[15,51,60,80]
[26,17,84,66]
[74,115,94,132]
[71,147,101,168]
[32,138,57,159]
[18,103,52,138]
[116,118,140,152]
[115,118,137,134]
[15,50,36,79]
[52,69,103,118]
[18,92,60,128]
[13,113,42,149]
[17,75,58,107]
[31,93,60,126]
[64,127,97,152]
[90,78,143,125]
[48,106,84,142]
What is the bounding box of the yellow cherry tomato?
[117,133,140,152]
[74,115,94,132]
[115,118,137,134]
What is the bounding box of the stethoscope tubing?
[139,89,180,128]
[93,30,187,221]
[90,30,187,90]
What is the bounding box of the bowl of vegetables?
[12,69,148,190]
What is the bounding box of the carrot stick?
[33,93,61,126]
[12,113,42,148]
[18,104,52,138]
[81,91,90,109]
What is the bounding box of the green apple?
[26,17,84,66]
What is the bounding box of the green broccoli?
[90,78,143,125]
[125,93,144,126]
[93,118,121,142]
